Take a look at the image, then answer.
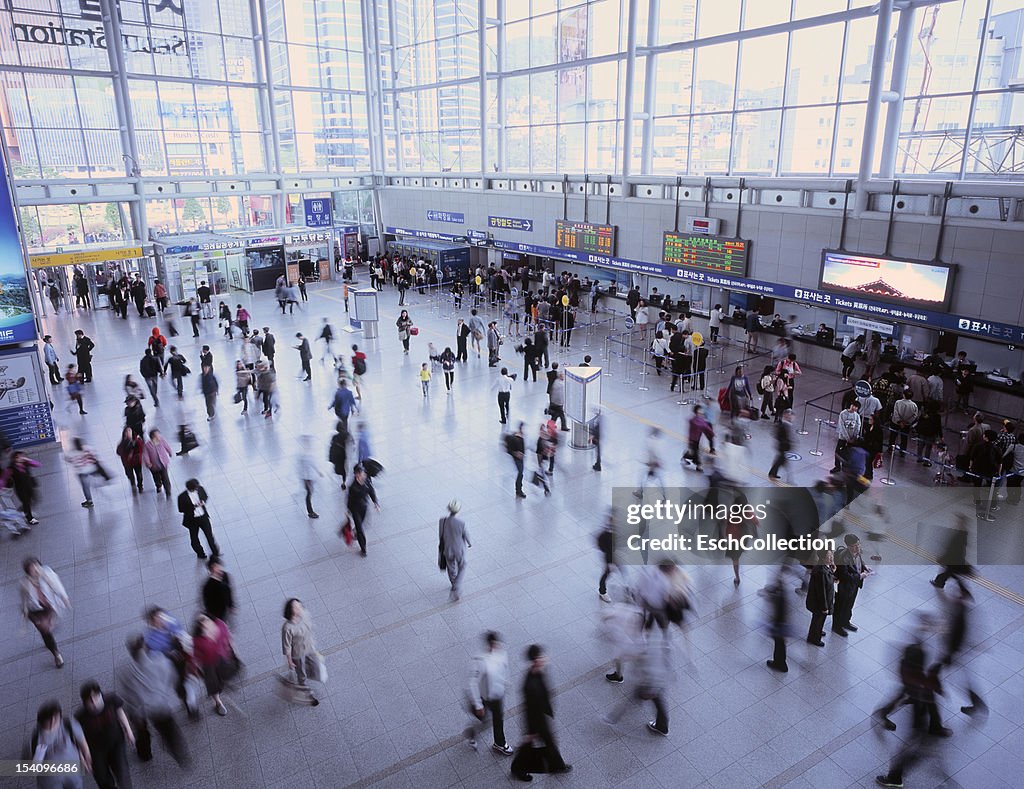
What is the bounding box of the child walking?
[420,363,431,397]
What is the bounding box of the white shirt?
[469,648,508,705]
[496,375,514,394]
[188,490,205,518]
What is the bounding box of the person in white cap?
[439,500,471,602]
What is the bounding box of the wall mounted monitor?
[662,232,749,277]
[554,220,616,256]
[819,250,955,310]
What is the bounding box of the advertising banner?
[0,146,36,344]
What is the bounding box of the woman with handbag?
[192,614,238,717]
[281,599,321,705]
[396,310,413,354]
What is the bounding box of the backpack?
[29,718,76,756]
[353,356,367,376]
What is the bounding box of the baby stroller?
[0,487,27,538]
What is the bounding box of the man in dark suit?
[512,644,571,782]
[177,478,219,559]
[294,333,312,382]
[262,327,276,370]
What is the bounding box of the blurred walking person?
[464,632,513,755]
[281,598,320,705]
[24,701,91,788]
[20,557,69,668]
[118,636,188,766]
[116,427,145,494]
[512,645,572,781]
[345,464,380,557]
[297,435,322,519]
[74,681,134,789]
[177,478,219,559]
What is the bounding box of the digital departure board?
[662,232,750,277]
[554,220,616,256]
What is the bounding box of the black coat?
[805,564,835,614]
[202,574,234,620]
[329,432,349,475]
[177,486,209,528]
[523,669,555,736]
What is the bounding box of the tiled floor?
[2,280,1022,788]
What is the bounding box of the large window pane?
[657,0,696,45]
[732,110,781,174]
[689,114,732,174]
[841,16,895,103]
[897,95,971,175]
[558,123,585,171]
[744,0,790,29]
[532,125,556,171]
[589,61,620,121]
[737,34,786,110]
[788,25,843,106]
[532,73,557,125]
[905,0,985,97]
[532,13,558,68]
[694,43,737,114]
[588,120,620,173]
[591,0,622,57]
[780,106,835,175]
[652,117,689,173]
[655,52,693,117]
[699,0,740,38]
[507,127,529,170]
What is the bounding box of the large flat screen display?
[819,251,955,309]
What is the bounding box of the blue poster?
[0,149,35,344]
[426,210,465,224]
[303,198,332,228]
[488,215,533,232]
[0,347,55,447]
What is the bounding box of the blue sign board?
[426,210,465,224]
[489,215,533,232]
[467,230,488,241]
[0,347,55,447]
[387,226,467,243]
[303,198,332,228]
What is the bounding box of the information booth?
[386,238,471,279]
[153,233,248,303]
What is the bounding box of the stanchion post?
[638,348,649,391]
[809,418,825,457]
[880,444,897,486]
[797,403,811,436]
[622,348,635,384]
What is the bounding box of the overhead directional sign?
[489,215,533,232]
[426,210,464,224]
[467,230,488,241]
[303,198,332,228]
